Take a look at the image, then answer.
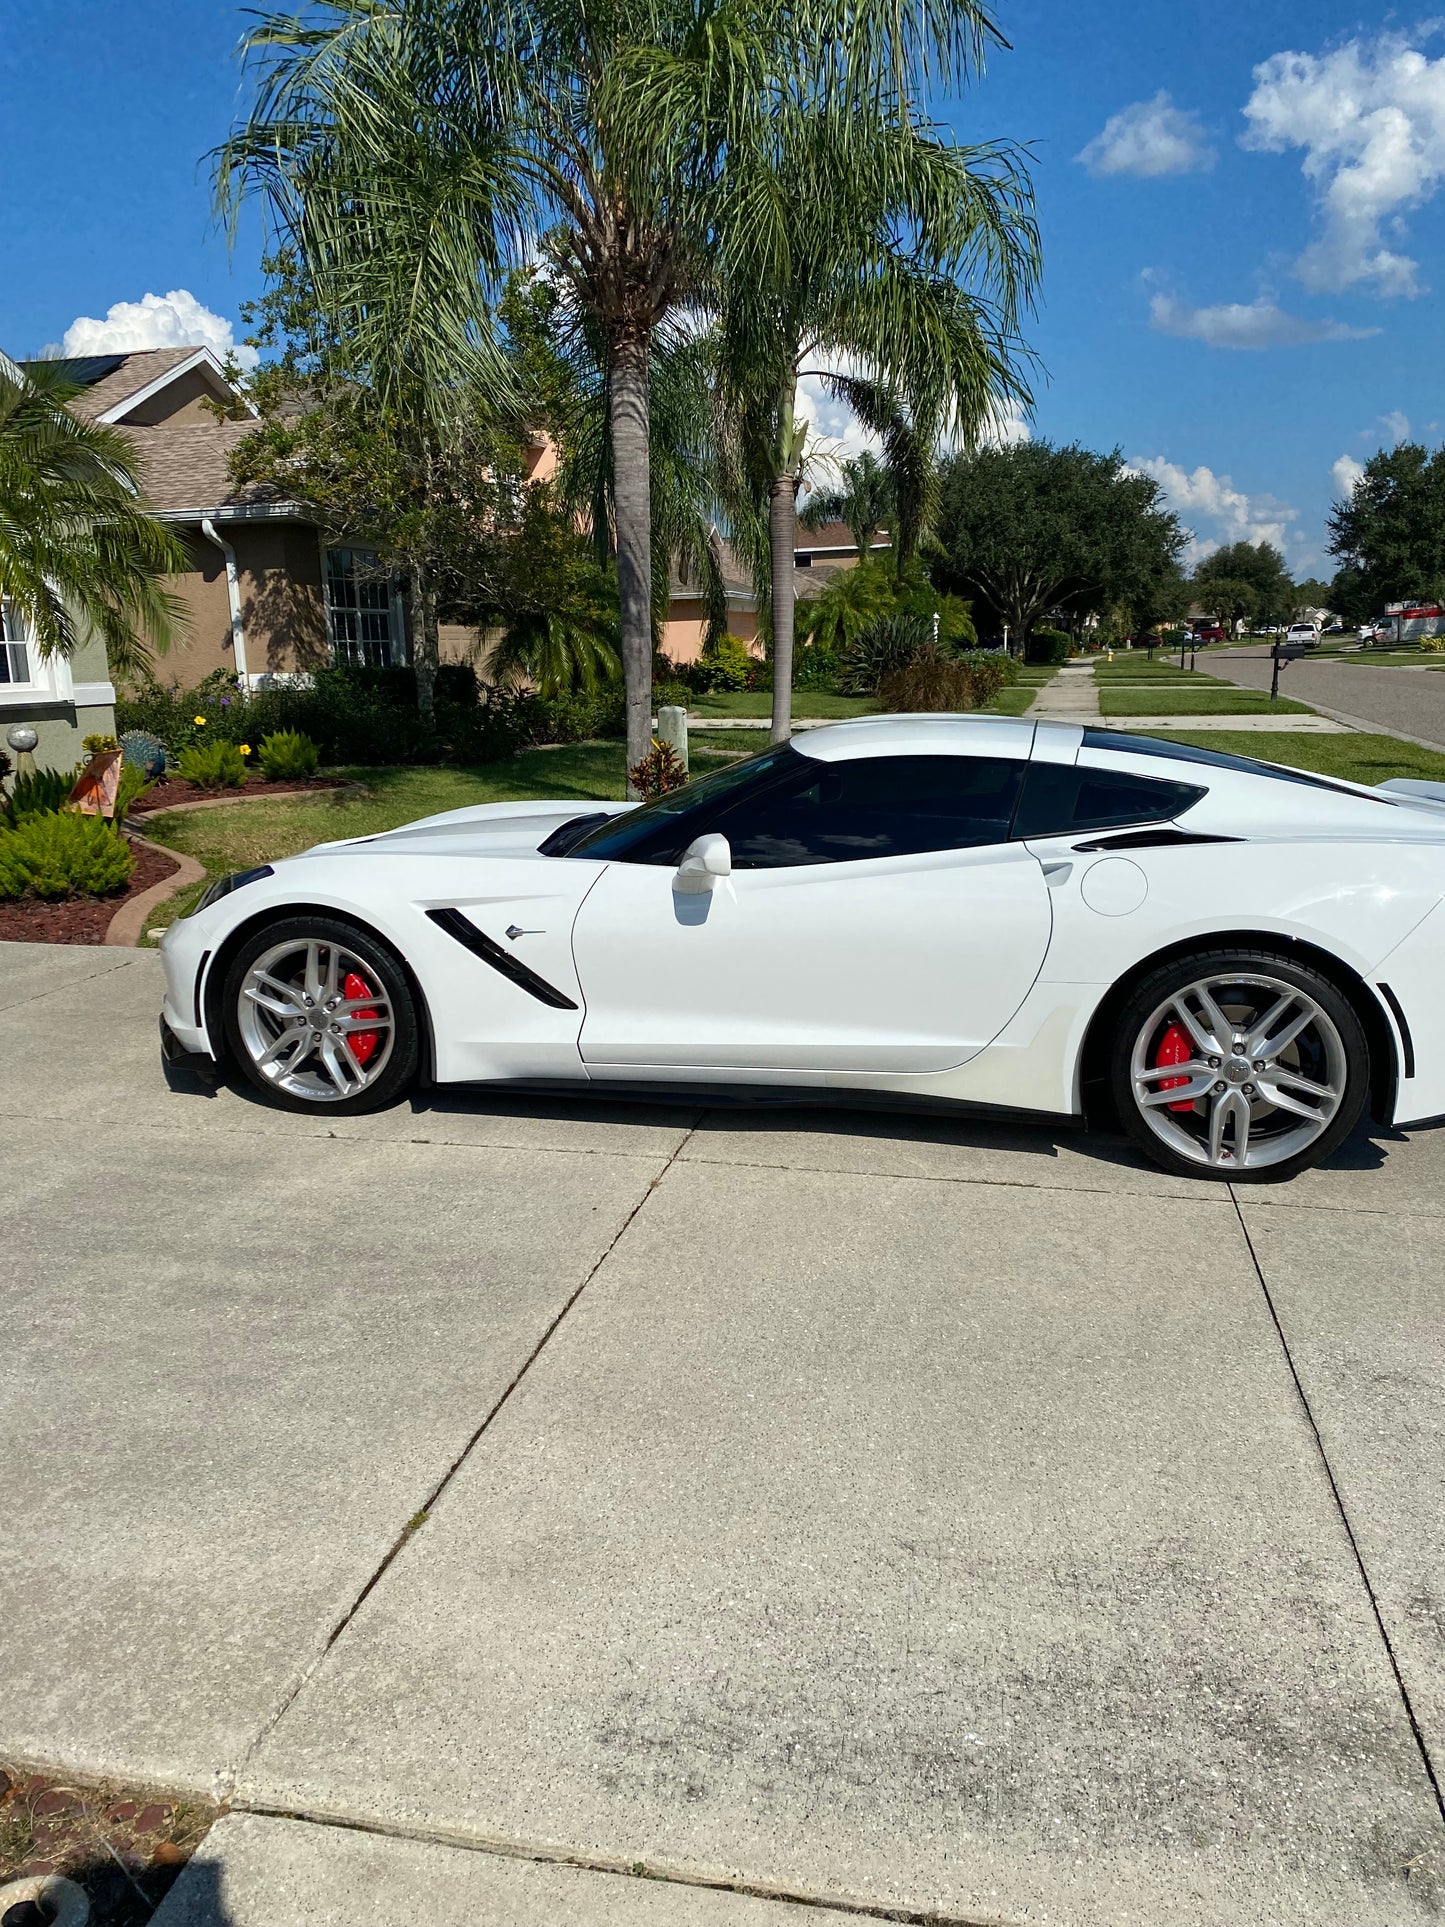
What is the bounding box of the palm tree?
[0,360,185,683]
[219,0,996,785]
[801,450,896,562]
[713,101,1038,741]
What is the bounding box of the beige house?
[664,520,889,662]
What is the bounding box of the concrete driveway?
[2,941,1442,1926]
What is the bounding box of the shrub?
[176,740,249,789]
[653,679,693,713]
[628,741,688,797]
[877,659,986,713]
[1027,628,1073,665]
[956,649,1016,703]
[1420,635,1445,653]
[258,729,321,782]
[696,634,753,692]
[0,811,134,900]
[1,766,75,827]
[838,614,934,695]
[115,763,157,820]
[793,640,839,691]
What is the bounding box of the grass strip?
[1134,729,1445,785]
[1099,689,1313,717]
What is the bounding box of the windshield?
[562,743,798,862]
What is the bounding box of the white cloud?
[795,364,881,469]
[61,290,258,372]
[1128,454,1301,565]
[1077,92,1214,178]
[1242,33,1445,297]
[1333,453,1367,497]
[1149,291,1378,349]
[979,398,1031,447]
[1381,408,1412,443]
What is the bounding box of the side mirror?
[675,832,732,893]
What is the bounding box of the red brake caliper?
[1155,1021,1196,1113]
[342,970,380,1066]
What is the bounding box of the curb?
[105,837,207,948]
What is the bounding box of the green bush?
[793,640,839,691]
[696,634,753,692]
[176,740,249,789]
[258,729,321,782]
[653,680,692,712]
[0,811,134,900]
[956,649,1016,702]
[838,614,934,695]
[1026,628,1073,665]
[1,766,75,827]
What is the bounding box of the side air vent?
[426,908,579,1010]
[1071,829,1242,854]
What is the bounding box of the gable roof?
[20,345,254,424]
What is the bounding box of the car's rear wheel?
[1110,949,1369,1182]
[222,916,420,1114]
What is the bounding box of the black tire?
[222,915,421,1115]
[1109,947,1370,1183]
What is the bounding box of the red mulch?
[136,774,340,809]
[0,839,181,946]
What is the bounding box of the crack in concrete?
[1228,1185,1445,1829]
[227,1112,708,1799]
[0,953,140,1014]
[226,1799,1030,1927]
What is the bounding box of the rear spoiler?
[1377,778,1445,815]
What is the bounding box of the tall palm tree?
[801,450,896,561]
[219,0,993,784]
[714,102,1038,741]
[0,360,185,683]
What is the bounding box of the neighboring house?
[662,520,889,662]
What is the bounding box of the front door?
[570,748,1053,1078]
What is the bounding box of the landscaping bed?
[0,1762,215,1925]
[0,837,181,946]
[130,772,342,811]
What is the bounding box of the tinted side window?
[716,755,1027,868]
[1013,763,1206,839]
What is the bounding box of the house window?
[0,600,33,687]
[324,549,404,668]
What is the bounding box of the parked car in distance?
[1285,622,1320,648]
[1191,625,1227,643]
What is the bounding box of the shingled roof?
[123,421,309,519]
[48,348,202,421]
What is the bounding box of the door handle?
[1042,862,1073,888]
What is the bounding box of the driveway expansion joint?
[226,1801,1029,1927]
[226,1114,708,1798]
[1228,1186,1445,1827]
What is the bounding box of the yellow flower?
[193,715,207,726]
[239,744,252,755]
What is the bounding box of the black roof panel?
[21,354,128,386]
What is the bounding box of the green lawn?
[1099,688,1314,717]
[1091,663,1228,685]
[986,685,1038,716]
[1135,730,1445,786]
[684,690,875,718]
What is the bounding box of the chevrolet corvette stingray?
[159,715,1445,1181]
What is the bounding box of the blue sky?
[2,0,1442,574]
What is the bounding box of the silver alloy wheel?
[236,936,395,1103]
[1129,972,1347,1172]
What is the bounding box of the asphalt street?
[1210,644,1445,750]
[2,941,1442,1926]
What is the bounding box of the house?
[662,520,889,662]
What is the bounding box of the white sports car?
[159,715,1445,1182]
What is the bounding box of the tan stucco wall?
[117,367,235,427]
[660,604,759,664]
[160,535,235,685]
[234,524,327,675]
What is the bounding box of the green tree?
[0,361,185,683]
[1327,441,1445,624]
[220,0,986,785]
[933,441,1185,652]
[801,451,897,560]
[1193,541,1293,630]
[1195,577,1257,637]
[712,97,1037,740]
[1290,578,1333,619]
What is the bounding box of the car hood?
[299,797,636,862]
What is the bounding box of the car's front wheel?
[1110,948,1369,1181]
[222,916,420,1114]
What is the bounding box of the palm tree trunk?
[609,330,653,790]
[411,562,438,727]
[769,471,798,744]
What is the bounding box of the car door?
[569,744,1054,1079]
